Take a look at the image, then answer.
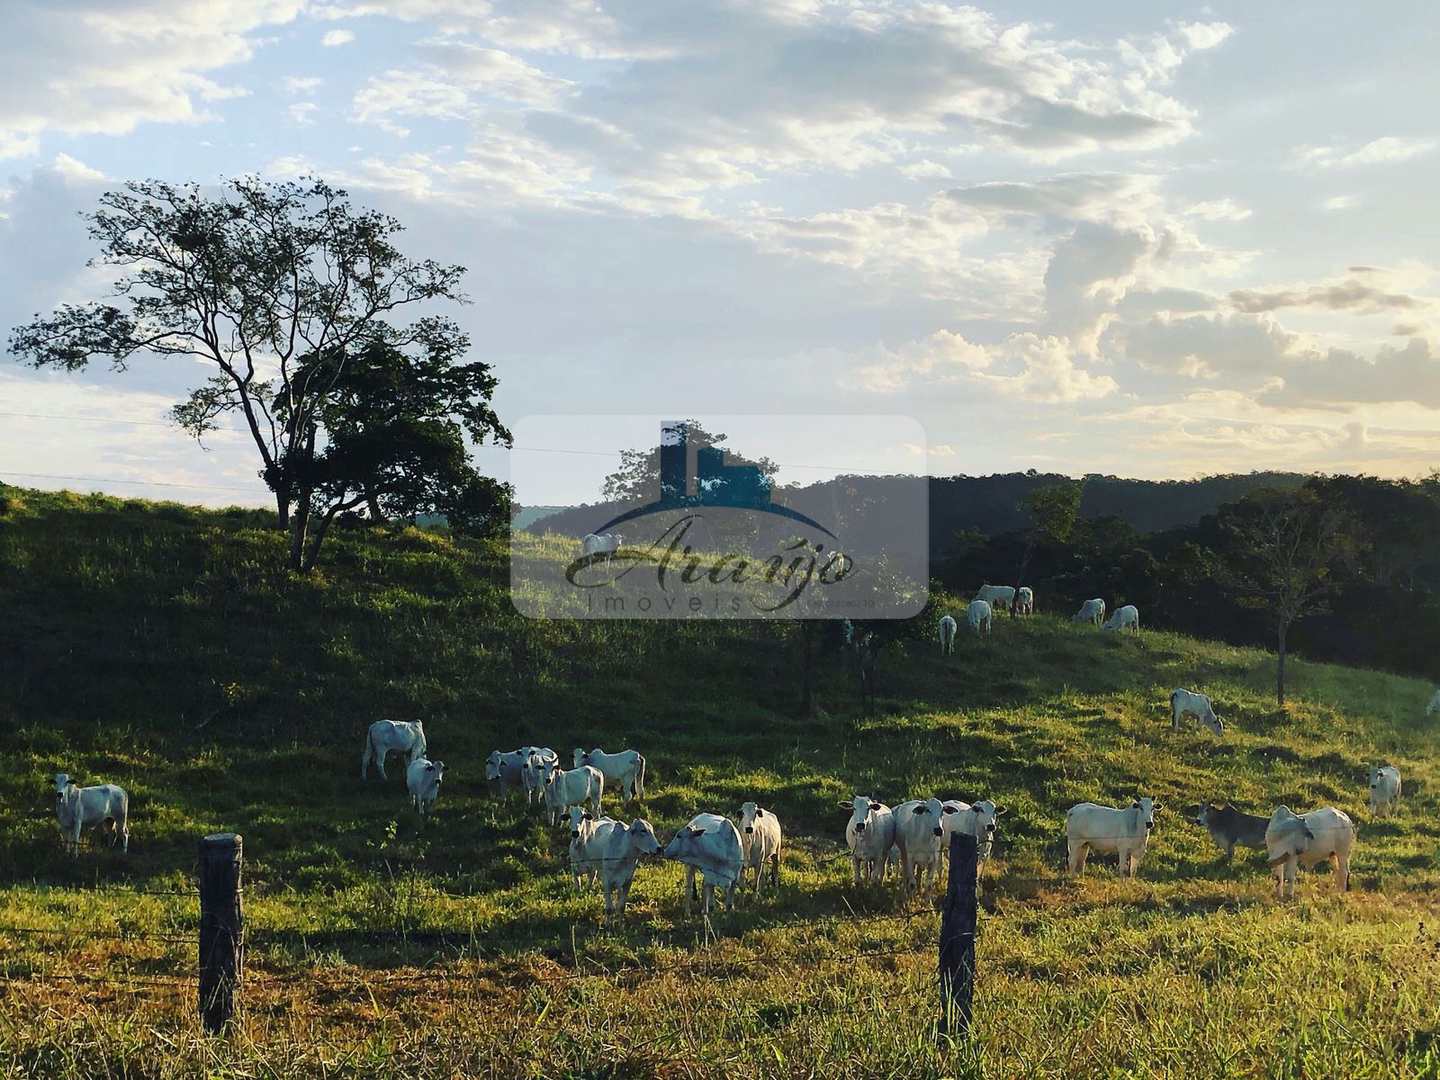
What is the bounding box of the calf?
[938,615,958,656]
[1015,587,1034,616]
[1187,802,1268,862]
[967,600,992,637]
[593,818,660,921]
[1170,688,1223,736]
[405,757,445,817]
[1265,806,1355,899]
[974,584,1015,614]
[1066,797,1161,877]
[54,773,129,855]
[892,798,950,896]
[737,801,783,896]
[941,799,1006,882]
[1368,765,1401,818]
[842,795,896,885]
[485,746,557,803]
[542,763,604,825]
[1102,604,1140,633]
[361,720,426,780]
[1428,689,1440,717]
[664,813,744,916]
[1072,598,1105,626]
[567,806,613,888]
[573,747,646,801]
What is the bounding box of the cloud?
[899,159,952,181]
[50,153,105,183]
[287,102,320,126]
[322,29,356,47]
[1184,198,1251,222]
[845,330,1118,403]
[0,0,295,159]
[1296,135,1436,170]
[1116,286,1219,317]
[1323,194,1360,211]
[1260,336,1440,408]
[1229,278,1426,314]
[283,76,324,95]
[944,173,1162,225]
[1111,311,1300,379]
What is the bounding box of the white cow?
[542,763,604,825]
[737,801,783,896]
[1072,598,1106,626]
[573,747,647,801]
[1102,604,1140,633]
[1427,689,1440,717]
[892,798,950,896]
[664,813,744,916]
[974,584,1016,614]
[941,799,1007,882]
[1015,587,1034,616]
[1368,765,1402,818]
[567,806,614,888]
[54,773,129,855]
[1066,797,1162,877]
[1170,688,1224,736]
[842,796,896,885]
[485,746,558,803]
[588,817,661,921]
[967,600,993,637]
[1265,806,1355,899]
[581,532,622,560]
[361,720,427,780]
[938,615,958,656]
[405,757,445,817]
[522,753,550,805]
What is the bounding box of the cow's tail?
[361,729,376,780]
[635,753,646,799]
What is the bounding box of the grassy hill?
[1,487,1438,1078]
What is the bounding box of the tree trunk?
[365,490,385,523]
[1276,621,1289,706]
[288,505,309,573]
[275,489,291,531]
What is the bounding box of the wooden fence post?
[938,830,977,1040]
[198,832,244,1034]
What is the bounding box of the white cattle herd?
[45,588,1431,911]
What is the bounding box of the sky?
[2,0,1439,506]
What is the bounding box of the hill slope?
[0,488,1438,1078]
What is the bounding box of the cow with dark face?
[1186,802,1269,862]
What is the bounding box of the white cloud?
[899,159,953,181]
[1323,194,1360,211]
[283,75,323,95]
[287,102,320,126]
[50,152,105,183]
[322,29,356,47]
[1296,135,1436,170]
[1185,198,1251,222]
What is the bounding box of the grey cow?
[1187,802,1269,862]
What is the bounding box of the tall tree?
[1016,479,1083,586]
[8,177,467,569]
[1220,486,1355,705]
[600,419,778,504]
[274,324,512,570]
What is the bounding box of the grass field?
[1,487,1439,1078]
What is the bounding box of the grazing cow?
[588,817,661,921]
[1368,765,1402,818]
[737,801,783,896]
[842,796,896,885]
[567,807,613,888]
[938,615,958,656]
[1015,587,1034,616]
[542,763,604,825]
[664,813,744,916]
[941,799,1007,882]
[1102,605,1140,633]
[974,584,1016,614]
[361,720,427,781]
[581,532,622,560]
[405,757,445,817]
[1186,803,1269,862]
[54,773,129,855]
[1066,797,1162,877]
[1428,688,1440,716]
[573,747,647,801]
[1265,806,1355,899]
[1170,688,1224,736]
[485,746,558,802]
[967,600,992,637]
[1072,598,1106,626]
[893,798,952,896]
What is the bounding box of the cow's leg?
[1067,839,1084,874]
[1336,852,1350,892]
[1224,841,1235,863]
[851,855,862,886]
[771,852,780,890]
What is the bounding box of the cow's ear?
[756,808,764,818]
[940,805,956,815]
[969,805,981,813]
[837,799,854,809]
[912,804,927,815]
[869,802,881,811]
[994,806,1007,816]
[1153,802,1163,812]
[1131,800,1141,808]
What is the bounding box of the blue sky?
[2,0,1438,506]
